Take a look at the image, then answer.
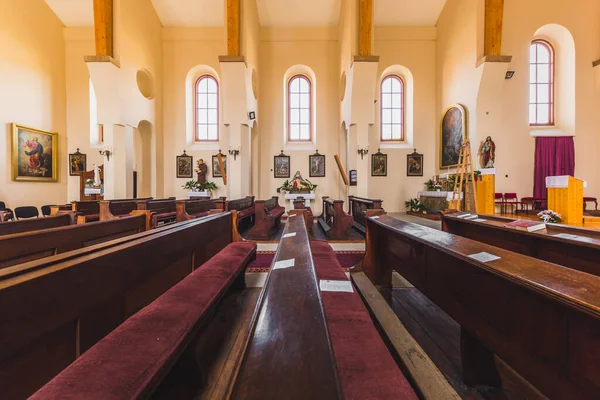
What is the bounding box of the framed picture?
[371,149,387,177]
[309,151,325,178]
[349,170,357,186]
[212,152,227,178]
[176,150,193,178]
[274,151,290,178]
[440,104,467,168]
[12,123,58,182]
[69,148,87,176]
[406,149,423,177]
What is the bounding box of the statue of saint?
[480,136,496,169]
[195,159,208,184]
[93,164,101,187]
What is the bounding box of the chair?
[41,205,52,217]
[14,206,40,220]
[494,193,505,214]
[0,208,14,222]
[503,193,523,215]
[0,202,5,209]
[584,197,598,211]
[519,197,534,214]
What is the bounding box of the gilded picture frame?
[440,104,467,168]
[176,151,193,179]
[69,149,87,176]
[406,149,423,177]
[274,151,290,179]
[12,123,58,182]
[371,150,388,177]
[309,152,325,178]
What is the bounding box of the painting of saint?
[407,150,423,177]
[212,154,227,178]
[12,123,58,182]
[309,153,325,177]
[274,152,290,178]
[440,105,466,168]
[371,151,387,177]
[69,151,87,176]
[176,152,193,178]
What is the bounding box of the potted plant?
[473,170,482,181]
[425,179,442,192]
[85,179,94,188]
[198,181,218,195]
[182,179,199,191]
[404,198,427,214]
[538,209,562,223]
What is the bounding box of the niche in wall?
[136,69,155,99]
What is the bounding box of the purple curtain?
[533,136,575,200]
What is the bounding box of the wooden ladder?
[452,140,478,212]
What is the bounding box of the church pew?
[246,196,285,240]
[49,204,71,216]
[290,197,314,232]
[217,196,255,229]
[0,212,238,399]
[30,240,256,400]
[231,214,341,398]
[175,198,224,222]
[348,195,386,233]
[442,212,600,277]
[136,198,178,228]
[73,198,152,223]
[310,240,421,399]
[360,214,600,398]
[318,196,353,240]
[0,212,76,237]
[0,214,149,270]
[99,197,164,222]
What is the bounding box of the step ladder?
[451,140,478,212]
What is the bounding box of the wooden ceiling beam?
[358,0,373,56]
[93,0,113,57]
[484,0,504,56]
[226,0,240,56]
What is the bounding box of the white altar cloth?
[545,175,588,189]
[417,191,463,201]
[84,188,102,195]
[188,191,210,198]
[285,192,316,210]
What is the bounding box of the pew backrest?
[0,212,75,237]
[226,196,254,211]
[348,195,384,230]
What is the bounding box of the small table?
[285,192,316,210]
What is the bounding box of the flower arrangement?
[538,209,562,223]
[181,179,219,194]
[425,179,442,191]
[404,198,427,214]
[85,178,94,188]
[276,178,318,194]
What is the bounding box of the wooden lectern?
[546,175,584,225]
[476,168,496,215]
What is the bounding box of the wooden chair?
[14,206,40,220]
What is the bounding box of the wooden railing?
[318,196,353,240]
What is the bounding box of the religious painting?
[407,149,423,177]
[349,170,357,186]
[176,151,193,179]
[440,104,467,168]
[309,152,325,178]
[274,151,290,178]
[212,153,227,178]
[12,123,58,182]
[69,149,86,176]
[371,150,387,177]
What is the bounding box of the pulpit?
[546,175,585,225]
[80,165,104,201]
[476,168,495,215]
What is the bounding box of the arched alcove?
[134,120,153,198]
[532,24,575,135]
[136,69,155,100]
[379,65,415,148]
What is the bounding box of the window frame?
[287,74,312,142]
[529,39,555,127]
[194,74,219,142]
[380,74,405,142]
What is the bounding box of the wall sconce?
[357,145,369,160]
[228,146,241,161]
[99,147,112,161]
[505,71,515,79]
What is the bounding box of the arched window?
[195,75,219,141]
[380,75,404,141]
[287,75,311,141]
[529,40,554,126]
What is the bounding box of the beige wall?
[259,28,343,214]
[0,0,67,209]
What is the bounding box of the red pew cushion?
[30,241,257,400]
[154,211,176,220]
[238,206,255,219]
[310,241,417,400]
[190,211,210,218]
[268,206,285,219]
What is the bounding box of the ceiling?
[151,0,224,27]
[257,0,341,27]
[374,0,448,27]
[44,0,94,27]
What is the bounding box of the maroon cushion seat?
[30,241,257,400]
[238,206,255,219]
[268,206,285,219]
[310,241,418,400]
[190,211,210,219]
[84,213,99,222]
[154,211,176,220]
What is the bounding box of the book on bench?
[504,219,546,232]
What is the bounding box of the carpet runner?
[246,251,365,273]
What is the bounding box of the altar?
[188,191,211,199]
[417,191,463,211]
[285,192,316,210]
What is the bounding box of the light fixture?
[99,147,112,161]
[505,71,515,79]
[357,145,369,160]
[228,146,240,160]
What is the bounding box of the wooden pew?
[442,212,600,277]
[360,214,600,398]
[0,212,239,399]
[218,196,255,228]
[290,197,314,233]
[49,204,71,216]
[71,200,101,222]
[246,196,285,240]
[0,214,149,270]
[136,198,177,228]
[348,195,385,233]
[0,212,76,237]
[98,197,158,221]
[175,198,224,222]
[30,241,256,400]
[318,196,353,240]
